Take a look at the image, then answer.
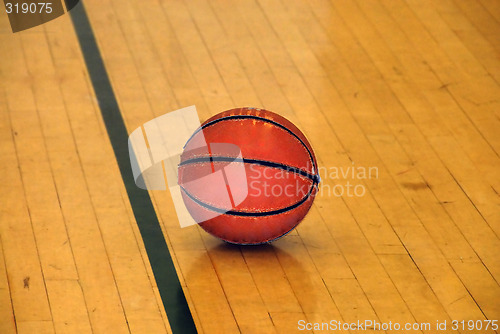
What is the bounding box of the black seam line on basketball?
[69,4,197,334]
[180,184,314,217]
[179,156,320,183]
[184,114,318,171]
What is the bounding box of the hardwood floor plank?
[0,236,16,334]
[45,279,93,334]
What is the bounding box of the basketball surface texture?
[178,107,320,245]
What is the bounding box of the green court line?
[69,3,197,333]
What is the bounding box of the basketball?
[178,107,320,245]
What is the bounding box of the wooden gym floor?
[1,0,499,333]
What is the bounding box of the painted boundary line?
[69,2,197,333]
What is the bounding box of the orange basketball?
[178,107,320,245]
